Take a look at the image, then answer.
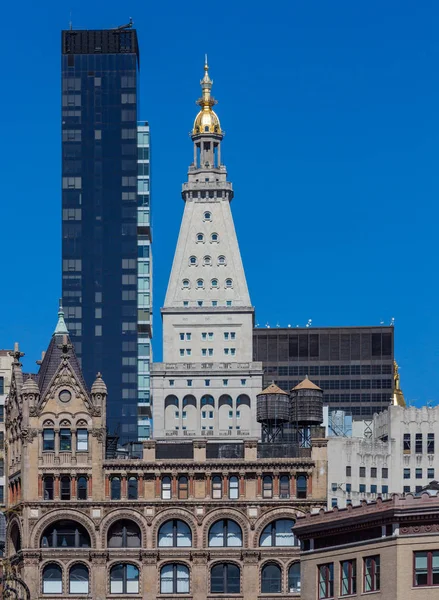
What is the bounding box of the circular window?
[211,279,218,287]
[59,390,72,403]
[182,279,190,288]
[218,255,226,265]
[211,233,219,242]
[196,233,204,242]
[225,279,233,288]
[189,256,197,266]
[204,211,212,221]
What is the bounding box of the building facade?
[61,25,147,442]
[294,489,439,600]
[327,404,439,509]
[253,326,394,419]
[4,315,328,600]
[152,60,263,439]
[0,349,13,552]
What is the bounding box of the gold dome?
[192,57,222,136]
[392,360,406,407]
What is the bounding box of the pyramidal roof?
[292,375,322,391]
[259,382,288,395]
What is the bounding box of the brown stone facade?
[294,492,439,599]
[4,334,328,600]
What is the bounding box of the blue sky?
[0,1,437,406]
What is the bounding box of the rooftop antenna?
[390,317,395,326]
[114,17,133,31]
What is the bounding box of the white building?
[0,348,13,551]
[327,404,439,508]
[152,60,263,438]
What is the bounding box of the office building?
[253,326,394,419]
[3,314,328,600]
[61,26,149,442]
[294,486,439,600]
[152,60,263,439]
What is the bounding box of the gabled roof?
[37,332,88,397]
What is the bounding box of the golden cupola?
[192,56,222,136]
[392,360,406,407]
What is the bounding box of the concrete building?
[294,486,439,600]
[152,59,263,439]
[327,395,439,508]
[0,349,13,552]
[253,326,394,420]
[3,313,328,600]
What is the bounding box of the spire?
[192,57,221,136]
[54,298,69,336]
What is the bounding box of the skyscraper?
[61,26,148,442]
[152,60,263,438]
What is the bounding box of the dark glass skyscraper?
[61,27,140,442]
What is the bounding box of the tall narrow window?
[60,429,72,451]
[76,429,88,451]
[263,475,273,499]
[416,433,423,454]
[280,475,290,499]
[42,563,62,594]
[229,476,239,499]
[403,433,411,454]
[318,563,334,599]
[261,563,282,593]
[162,476,172,499]
[340,560,356,595]
[60,476,71,500]
[128,477,138,500]
[212,476,222,499]
[427,433,435,454]
[43,429,55,451]
[178,476,188,499]
[414,551,439,586]
[364,556,380,592]
[77,476,87,500]
[296,475,307,499]
[111,477,121,500]
[288,563,301,593]
[43,476,54,500]
[69,564,89,594]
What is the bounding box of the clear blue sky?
[0,1,437,406]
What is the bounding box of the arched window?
[229,476,239,499]
[41,520,91,548]
[260,519,297,547]
[182,279,190,288]
[158,519,192,547]
[261,563,282,593]
[108,520,141,548]
[297,474,307,499]
[211,279,218,288]
[218,255,226,265]
[43,476,54,500]
[9,523,21,554]
[211,233,219,242]
[225,278,233,288]
[162,476,172,499]
[128,476,138,500]
[288,562,301,593]
[208,519,242,547]
[211,476,222,499]
[77,476,87,500]
[211,563,240,594]
[263,475,273,499]
[196,278,204,288]
[178,476,188,499]
[160,564,190,594]
[204,256,212,266]
[201,395,214,407]
[42,563,62,594]
[204,211,212,221]
[189,256,197,266]
[280,475,290,499]
[69,563,89,594]
[60,476,71,500]
[110,564,139,594]
[196,233,204,242]
[111,477,121,500]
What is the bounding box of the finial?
[9,342,25,366]
[205,53,208,70]
[54,298,69,335]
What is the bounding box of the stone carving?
[91,428,106,443]
[20,429,38,445]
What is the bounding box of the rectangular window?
[346,483,351,493]
[241,379,246,385]
[382,485,388,494]
[318,563,334,599]
[427,433,435,454]
[359,484,366,493]
[414,551,439,587]
[340,560,356,596]
[404,468,410,479]
[179,349,184,356]
[0,406,3,423]
[428,468,435,479]
[60,429,72,451]
[43,429,55,451]
[205,380,210,387]
[223,379,228,386]
[187,380,192,387]
[0,377,4,394]
[364,556,380,592]
[180,333,184,340]
[403,485,410,493]
[0,459,3,476]
[382,467,388,478]
[231,348,236,356]
[416,433,423,454]
[229,411,233,419]
[208,349,213,356]
[331,498,337,508]
[359,466,366,477]
[346,466,351,477]
[202,349,207,356]
[404,433,411,453]
[76,429,88,451]
[231,332,236,339]
[371,467,377,478]
[224,332,229,340]
[182,411,187,419]
[169,380,175,386]
[416,468,422,479]
[371,484,377,493]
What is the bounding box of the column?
[88,475,93,499]
[172,472,178,498]
[239,471,246,498]
[256,472,262,497]
[243,551,260,600]
[273,470,280,498]
[105,475,110,499]
[205,472,211,499]
[291,473,296,498]
[189,471,195,498]
[54,428,60,462]
[121,474,127,498]
[222,472,228,498]
[71,430,77,462]
[155,472,161,498]
[54,475,60,500]
[191,552,209,600]
[71,475,77,499]
[138,475,144,499]
[38,475,43,499]
[307,472,313,497]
